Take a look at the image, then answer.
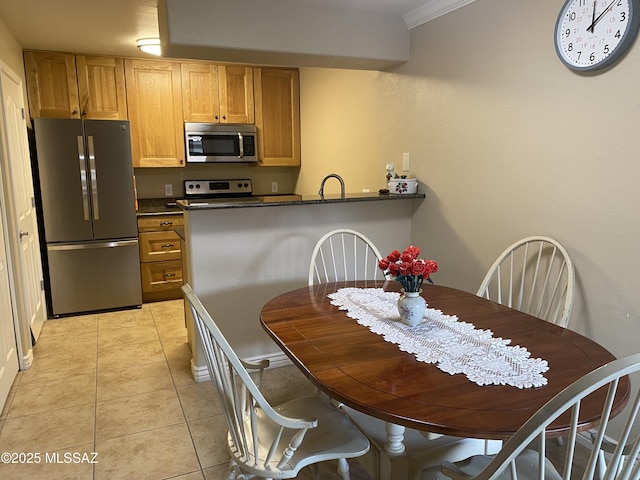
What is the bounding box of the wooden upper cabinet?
[76,56,127,120]
[125,59,185,168]
[24,51,80,118]
[182,63,254,124]
[24,51,127,120]
[254,68,301,167]
[219,66,254,124]
[181,63,220,123]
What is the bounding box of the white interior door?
[0,62,46,366]
[0,191,18,412]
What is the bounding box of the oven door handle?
[238,132,244,158]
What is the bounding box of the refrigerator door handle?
[47,239,139,251]
[87,135,99,220]
[77,135,90,221]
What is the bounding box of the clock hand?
[588,0,597,33]
[586,0,618,33]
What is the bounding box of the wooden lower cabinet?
[137,214,184,302]
[140,260,183,301]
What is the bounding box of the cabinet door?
[219,65,254,124]
[124,59,185,167]
[181,63,220,123]
[76,56,127,120]
[254,68,300,167]
[24,51,80,118]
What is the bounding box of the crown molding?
[403,0,476,29]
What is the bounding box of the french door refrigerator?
[32,118,142,316]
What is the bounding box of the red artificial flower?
[387,250,401,262]
[411,259,426,276]
[378,258,389,270]
[404,245,421,258]
[400,251,415,263]
[388,263,400,276]
[399,261,412,276]
[425,260,439,274]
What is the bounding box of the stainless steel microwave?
[185,123,257,163]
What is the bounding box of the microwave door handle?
[238,132,244,158]
[87,136,99,220]
[77,136,90,221]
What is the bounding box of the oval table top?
[260,280,628,440]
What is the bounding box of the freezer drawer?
[47,240,142,316]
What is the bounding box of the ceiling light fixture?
[136,38,161,56]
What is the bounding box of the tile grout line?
[150,301,208,478]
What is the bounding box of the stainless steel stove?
[184,179,252,198]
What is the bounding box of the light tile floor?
[0,300,370,480]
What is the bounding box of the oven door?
[186,132,257,163]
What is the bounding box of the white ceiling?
[0,0,467,60]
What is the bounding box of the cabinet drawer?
[139,231,181,261]
[137,214,184,232]
[140,260,183,293]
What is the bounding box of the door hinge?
[21,108,25,120]
[32,196,35,208]
[40,279,44,291]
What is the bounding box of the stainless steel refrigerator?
[32,118,142,316]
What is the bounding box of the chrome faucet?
[318,174,345,199]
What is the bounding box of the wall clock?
[555,0,640,71]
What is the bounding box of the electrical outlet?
[271,181,278,193]
[164,184,173,197]
[402,152,411,172]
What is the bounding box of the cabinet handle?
[161,243,175,248]
[163,272,176,278]
[159,221,174,226]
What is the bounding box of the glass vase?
[397,289,426,326]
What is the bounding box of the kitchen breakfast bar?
[178,192,424,381]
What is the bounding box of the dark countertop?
[137,198,184,216]
[177,192,426,210]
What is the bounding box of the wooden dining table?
[260,280,629,478]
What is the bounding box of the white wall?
[0,16,26,81]
[296,0,640,360]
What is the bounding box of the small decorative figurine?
[386,163,398,181]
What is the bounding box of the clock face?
[555,0,640,71]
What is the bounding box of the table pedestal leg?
[384,422,406,455]
[381,424,409,480]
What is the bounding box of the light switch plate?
[164,184,173,196]
[402,153,411,172]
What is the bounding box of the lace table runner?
[328,288,548,388]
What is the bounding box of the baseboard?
[19,348,34,370]
[191,351,292,383]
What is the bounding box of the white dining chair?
[419,353,640,480]
[308,228,389,285]
[476,236,576,328]
[182,284,370,480]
